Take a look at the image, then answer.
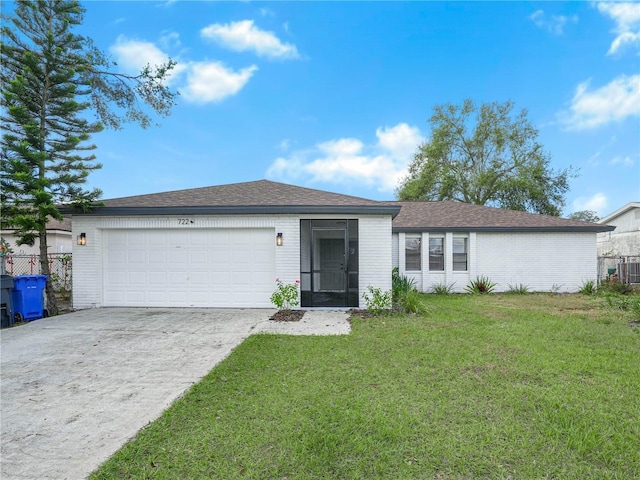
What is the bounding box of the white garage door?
[103,229,275,307]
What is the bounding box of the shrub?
[392,267,417,303]
[600,281,635,295]
[397,289,430,314]
[603,294,640,322]
[430,282,456,295]
[391,268,429,314]
[506,283,530,294]
[270,279,300,310]
[465,276,496,294]
[363,286,392,315]
[578,279,597,295]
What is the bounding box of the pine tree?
[1,1,177,315]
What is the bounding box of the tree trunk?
[39,229,58,316]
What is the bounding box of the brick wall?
[393,231,597,293]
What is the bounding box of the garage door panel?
[190,272,208,285]
[104,228,275,307]
[148,291,167,303]
[168,250,188,264]
[148,273,167,285]
[148,251,167,264]
[125,291,145,303]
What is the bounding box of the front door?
[300,219,358,307]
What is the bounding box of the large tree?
[567,210,600,223]
[1,0,177,315]
[396,99,576,216]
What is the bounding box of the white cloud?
[180,62,258,104]
[260,7,275,17]
[597,2,640,55]
[110,35,257,104]
[558,74,640,130]
[159,31,181,50]
[609,155,636,168]
[110,35,171,74]
[530,9,578,35]
[278,139,291,151]
[266,123,424,192]
[572,193,608,215]
[201,20,299,59]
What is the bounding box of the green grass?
[91,294,640,479]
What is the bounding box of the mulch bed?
[269,310,306,322]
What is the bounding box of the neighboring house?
[68,180,613,310]
[0,217,73,255]
[597,202,640,257]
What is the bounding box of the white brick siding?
[358,216,393,307]
[393,231,597,293]
[476,232,596,292]
[73,213,392,309]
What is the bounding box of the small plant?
[631,297,640,322]
[465,276,496,294]
[430,282,456,295]
[578,279,597,295]
[506,283,530,294]
[270,278,300,310]
[363,286,392,315]
[391,267,417,303]
[397,289,430,314]
[604,294,631,311]
[600,281,635,295]
[550,283,564,295]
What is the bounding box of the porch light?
[276,232,283,246]
[77,233,86,246]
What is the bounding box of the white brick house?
[70,181,398,309]
[68,180,614,309]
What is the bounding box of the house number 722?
[178,218,194,225]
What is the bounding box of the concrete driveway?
[0,308,349,480]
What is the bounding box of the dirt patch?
[348,309,376,319]
[269,310,305,322]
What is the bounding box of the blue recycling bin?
[11,274,48,322]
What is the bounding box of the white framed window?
[405,235,421,271]
[453,236,468,271]
[429,236,444,271]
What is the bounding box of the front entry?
[300,219,359,307]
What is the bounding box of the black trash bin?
[1,275,15,328]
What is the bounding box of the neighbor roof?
[598,202,640,225]
[72,180,401,217]
[390,201,615,233]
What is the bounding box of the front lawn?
[91,294,640,479]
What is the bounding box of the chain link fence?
[1,253,72,292]
[597,256,640,285]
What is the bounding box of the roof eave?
[66,205,402,217]
[393,225,616,233]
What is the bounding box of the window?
[453,237,468,271]
[429,237,444,271]
[405,236,421,271]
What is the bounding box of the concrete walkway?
[0,308,350,480]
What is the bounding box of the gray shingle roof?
[388,201,614,233]
[102,180,383,207]
[74,179,614,233]
[79,180,400,217]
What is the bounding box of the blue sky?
[46,2,640,216]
